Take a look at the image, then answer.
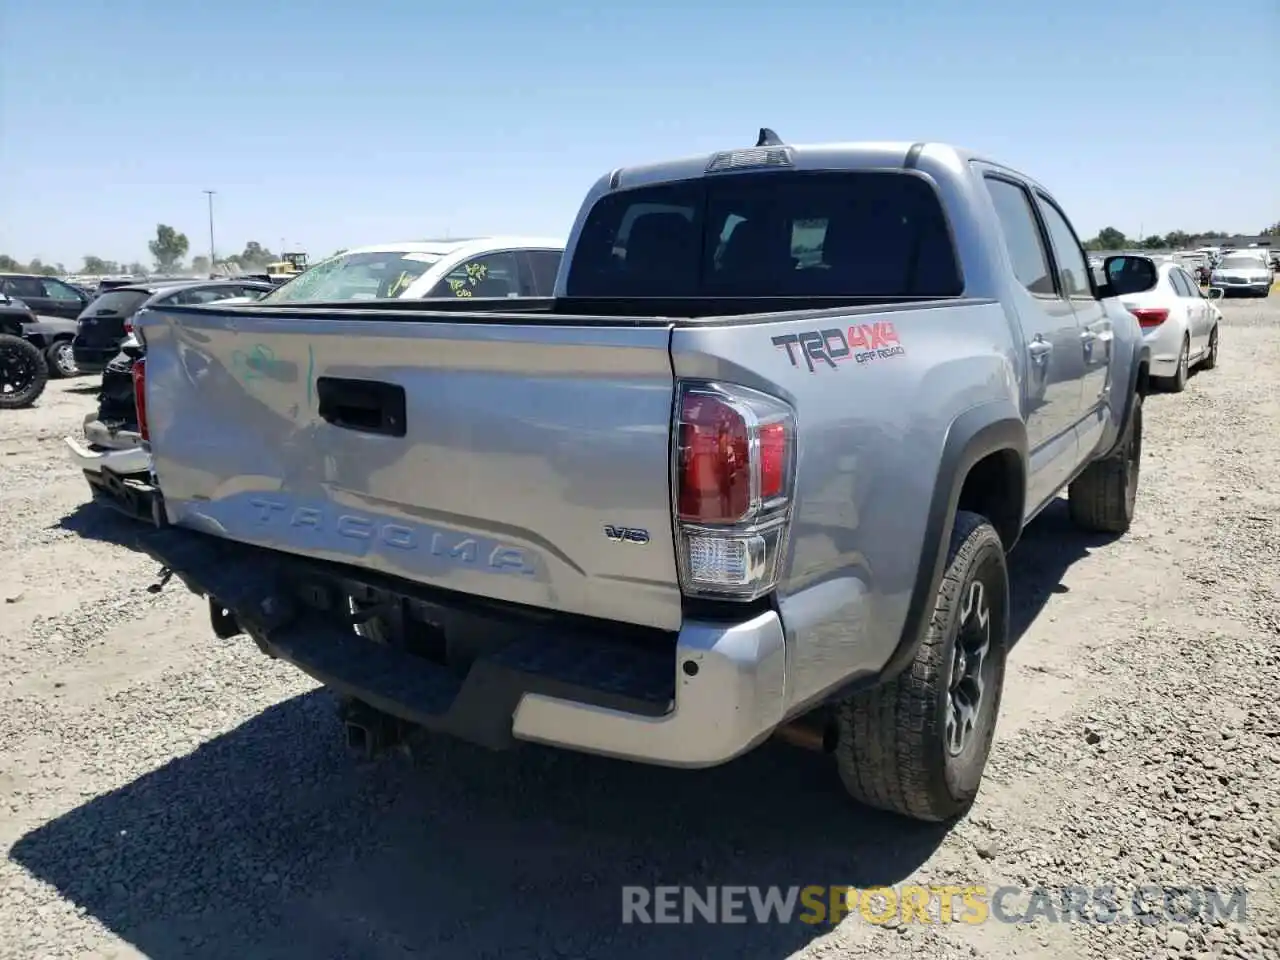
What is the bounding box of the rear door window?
[565,171,963,299]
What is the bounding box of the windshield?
[82,290,150,317]
[1218,256,1269,270]
[565,170,962,299]
[259,250,442,303]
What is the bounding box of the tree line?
[5,220,1277,278]
[1082,222,1279,252]
[1,224,303,277]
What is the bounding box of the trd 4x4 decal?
[773,321,905,372]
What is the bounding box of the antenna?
[756,127,784,147]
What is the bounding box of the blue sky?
[2,0,1277,267]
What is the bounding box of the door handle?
[1028,340,1053,364]
[317,377,407,437]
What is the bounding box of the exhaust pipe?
[339,699,403,759]
[774,717,838,753]
[345,721,373,758]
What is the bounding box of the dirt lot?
[1,299,1278,960]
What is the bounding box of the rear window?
[83,290,150,316]
[260,250,442,304]
[565,171,962,299]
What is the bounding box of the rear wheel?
[1068,392,1143,534]
[834,511,1009,823]
[46,339,78,378]
[1164,337,1189,393]
[1198,327,1219,371]
[0,335,49,409]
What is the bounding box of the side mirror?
[1207,287,1225,300]
[1100,255,1158,297]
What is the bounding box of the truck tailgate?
[138,308,683,631]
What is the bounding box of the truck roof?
[604,140,1027,193]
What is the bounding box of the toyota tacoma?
[126,132,1152,822]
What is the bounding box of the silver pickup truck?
[129,133,1153,823]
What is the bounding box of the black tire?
[1068,391,1143,534]
[0,334,49,409]
[1163,337,1189,393]
[1198,327,1219,371]
[834,510,1009,823]
[46,339,78,378]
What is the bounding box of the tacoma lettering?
[246,497,533,574]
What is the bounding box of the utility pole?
[203,189,217,273]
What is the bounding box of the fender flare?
[871,406,1028,687]
[1102,343,1151,459]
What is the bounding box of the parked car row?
[60,237,565,480]
[58,132,1216,827]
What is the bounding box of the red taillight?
[678,395,752,522]
[1130,307,1169,329]
[123,317,133,333]
[673,382,796,600]
[131,359,148,440]
[759,421,786,500]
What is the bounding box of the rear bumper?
[64,424,148,475]
[71,343,120,372]
[133,519,787,768]
[514,611,786,766]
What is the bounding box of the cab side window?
[983,177,1055,296]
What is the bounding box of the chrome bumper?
[64,433,150,475]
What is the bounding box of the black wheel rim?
[0,344,38,396]
[946,577,993,756]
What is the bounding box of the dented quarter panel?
[140,310,685,631]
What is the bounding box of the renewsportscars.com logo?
[620,884,1249,926]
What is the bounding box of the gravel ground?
[1,298,1278,960]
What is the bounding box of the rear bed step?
[135,526,676,750]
